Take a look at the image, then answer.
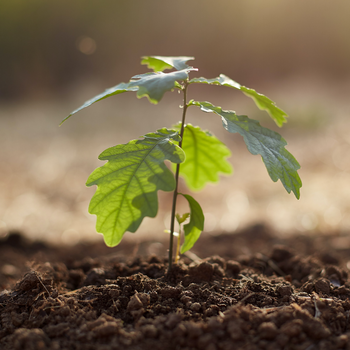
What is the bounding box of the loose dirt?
[1,225,350,350]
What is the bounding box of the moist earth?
[1,225,350,350]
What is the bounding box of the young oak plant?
[61,56,302,268]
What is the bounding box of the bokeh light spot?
[76,36,97,55]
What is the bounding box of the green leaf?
[175,124,232,190]
[190,101,302,199]
[86,128,185,247]
[61,67,196,125]
[241,86,288,128]
[130,69,195,104]
[60,82,138,125]
[189,75,288,127]
[179,194,204,254]
[176,213,190,225]
[141,56,195,72]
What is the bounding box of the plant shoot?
[61,56,302,268]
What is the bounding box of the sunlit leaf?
[179,194,204,254]
[131,69,195,103]
[175,124,232,190]
[241,86,288,128]
[189,75,288,127]
[176,213,190,225]
[189,75,241,89]
[60,82,138,125]
[141,56,195,71]
[86,128,185,247]
[61,67,196,125]
[190,101,302,198]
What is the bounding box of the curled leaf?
[179,194,204,254]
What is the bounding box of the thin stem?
[169,81,189,269]
[175,226,181,264]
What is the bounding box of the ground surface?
[1,226,350,350]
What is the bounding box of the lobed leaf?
[179,194,204,254]
[86,128,185,247]
[61,65,196,125]
[189,75,288,127]
[60,82,138,125]
[175,123,232,190]
[189,101,302,199]
[130,69,194,104]
[141,56,195,72]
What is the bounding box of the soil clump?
[1,225,350,349]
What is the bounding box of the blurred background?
[1,0,350,247]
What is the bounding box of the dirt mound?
[1,226,350,349]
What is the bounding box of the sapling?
[61,56,302,268]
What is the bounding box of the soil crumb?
[1,225,350,349]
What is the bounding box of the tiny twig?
[183,250,202,263]
[297,295,333,303]
[261,305,289,313]
[34,271,50,296]
[43,305,63,311]
[61,290,79,296]
[312,292,322,318]
[239,292,256,304]
[34,291,46,301]
[238,274,254,284]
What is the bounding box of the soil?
[1,225,350,350]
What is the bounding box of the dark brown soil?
[2,225,350,350]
